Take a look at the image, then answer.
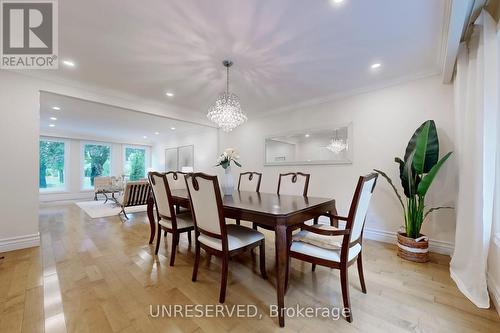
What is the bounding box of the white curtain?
[451,11,499,308]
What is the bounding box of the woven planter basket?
[397,232,429,263]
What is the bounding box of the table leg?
[147,196,156,244]
[275,224,287,327]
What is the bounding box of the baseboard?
[0,233,40,253]
[488,273,500,317]
[315,217,455,256]
[363,227,454,256]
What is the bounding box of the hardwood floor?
[1,203,499,332]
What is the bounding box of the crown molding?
[252,69,442,120]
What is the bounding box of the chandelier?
[207,60,247,132]
[326,130,348,154]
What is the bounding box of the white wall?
[219,75,457,253]
[152,126,218,173]
[0,71,203,253]
[39,136,152,202]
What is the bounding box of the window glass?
[39,139,66,191]
[124,147,146,181]
[83,144,111,189]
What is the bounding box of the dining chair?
[235,172,262,225]
[165,171,188,190]
[252,172,311,231]
[148,171,195,266]
[185,173,267,303]
[287,173,378,323]
[166,171,189,214]
[277,172,310,196]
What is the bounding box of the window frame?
[81,141,113,191]
[39,137,69,193]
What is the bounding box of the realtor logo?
[1,0,58,69]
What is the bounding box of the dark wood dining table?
[146,189,337,327]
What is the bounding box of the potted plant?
[216,148,242,195]
[374,120,452,262]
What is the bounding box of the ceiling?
[33,0,448,120]
[39,92,210,144]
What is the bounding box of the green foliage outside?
[84,144,111,187]
[125,148,146,181]
[39,140,65,189]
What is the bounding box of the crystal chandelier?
[326,130,348,154]
[207,60,247,132]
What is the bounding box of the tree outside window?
[124,147,146,181]
[83,144,111,188]
[39,140,65,190]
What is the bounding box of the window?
[124,146,147,181]
[39,139,66,191]
[82,143,111,189]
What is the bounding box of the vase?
[222,167,234,196]
[397,231,429,263]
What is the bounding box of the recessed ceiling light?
[50,117,57,121]
[52,106,61,110]
[170,127,176,130]
[143,136,148,139]
[305,134,310,138]
[165,92,174,97]
[371,63,381,69]
[49,124,56,127]
[63,60,75,67]
[154,131,160,135]
[332,0,344,3]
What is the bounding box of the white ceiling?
[34,0,448,120]
[39,92,209,144]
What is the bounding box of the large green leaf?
[403,150,416,197]
[395,157,410,198]
[412,121,430,174]
[404,120,439,173]
[417,152,452,196]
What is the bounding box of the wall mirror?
[264,124,352,165]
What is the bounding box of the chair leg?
[252,222,257,230]
[357,253,367,294]
[94,193,98,201]
[236,219,240,225]
[192,241,200,282]
[121,206,129,220]
[340,267,352,323]
[170,233,178,266]
[312,264,316,271]
[155,226,162,255]
[259,241,267,279]
[219,257,229,303]
[187,231,192,245]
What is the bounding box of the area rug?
[75,200,148,219]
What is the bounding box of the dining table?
[146,189,337,327]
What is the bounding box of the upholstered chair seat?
[198,224,264,251]
[158,213,194,230]
[287,173,378,323]
[186,173,267,303]
[148,171,195,266]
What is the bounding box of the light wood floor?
[1,203,499,333]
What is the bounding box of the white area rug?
[75,200,148,218]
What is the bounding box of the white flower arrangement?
[216,148,242,169]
